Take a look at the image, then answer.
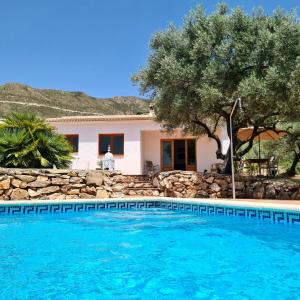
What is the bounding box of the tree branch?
[192,118,225,159]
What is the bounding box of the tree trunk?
[223,147,232,174]
[287,152,300,176]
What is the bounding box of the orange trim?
[160,139,196,171]
[98,134,124,155]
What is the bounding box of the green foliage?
[0,113,72,168]
[133,3,300,171]
[245,123,300,174]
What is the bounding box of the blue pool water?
[0,209,300,299]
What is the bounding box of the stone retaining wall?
[0,168,299,200]
[154,171,300,200]
[0,168,161,201]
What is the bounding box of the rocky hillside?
[0,83,150,118]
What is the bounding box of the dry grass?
[0,83,150,118]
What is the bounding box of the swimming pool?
[0,201,300,299]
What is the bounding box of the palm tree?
[0,113,72,168]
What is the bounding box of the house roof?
[47,114,155,123]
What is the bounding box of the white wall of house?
[51,119,229,175]
[52,120,161,174]
[141,128,228,173]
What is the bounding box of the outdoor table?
[244,158,269,176]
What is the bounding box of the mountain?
[0,83,150,118]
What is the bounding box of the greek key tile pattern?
[0,200,299,225]
[157,201,300,225]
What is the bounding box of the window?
[65,134,79,153]
[99,134,124,155]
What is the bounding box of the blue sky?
[0,0,299,98]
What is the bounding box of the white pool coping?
[1,197,300,213]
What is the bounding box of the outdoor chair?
[145,160,160,176]
[268,156,278,177]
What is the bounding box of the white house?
[48,114,230,175]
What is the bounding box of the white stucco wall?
[51,119,229,175]
[141,129,228,173]
[52,120,161,175]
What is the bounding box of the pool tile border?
[0,198,300,225]
[157,201,300,225]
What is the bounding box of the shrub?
[0,113,72,168]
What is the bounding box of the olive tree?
[133,3,300,173]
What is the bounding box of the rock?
[152,190,160,196]
[19,182,28,189]
[253,185,265,199]
[77,171,87,177]
[104,185,113,192]
[86,173,104,186]
[278,191,290,200]
[81,186,96,195]
[28,189,39,197]
[35,186,60,195]
[5,188,13,197]
[245,187,254,198]
[65,195,79,199]
[14,175,36,183]
[229,182,244,190]
[69,183,86,188]
[96,190,109,198]
[67,189,80,195]
[235,182,245,190]
[47,169,69,174]
[11,179,22,188]
[220,182,228,191]
[112,184,124,192]
[10,188,29,200]
[27,181,50,188]
[199,182,208,190]
[172,191,182,198]
[174,182,185,189]
[79,193,95,199]
[37,175,49,182]
[265,184,276,199]
[51,178,69,185]
[69,177,83,183]
[111,192,124,198]
[170,176,179,182]
[179,176,188,182]
[205,176,214,184]
[152,177,159,187]
[191,174,199,183]
[291,191,300,200]
[183,181,193,186]
[103,177,112,185]
[209,183,221,192]
[186,189,197,198]
[113,175,127,183]
[197,190,209,197]
[0,178,10,190]
[128,181,135,188]
[128,190,136,196]
[68,170,78,177]
[46,193,66,200]
[134,183,144,188]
